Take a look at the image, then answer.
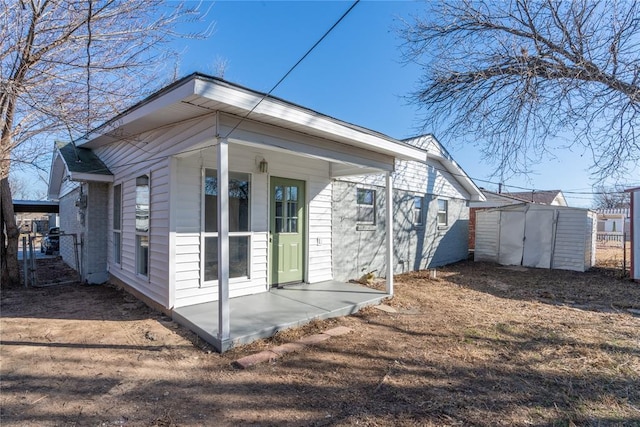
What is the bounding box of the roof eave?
[430,152,485,201]
[68,172,114,183]
[77,73,426,162]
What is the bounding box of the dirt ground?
[1,258,639,426]
[595,241,631,273]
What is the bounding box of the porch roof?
[48,141,114,199]
[75,73,426,164]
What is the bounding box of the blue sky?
[18,1,635,206]
[171,0,634,207]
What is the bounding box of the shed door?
[498,211,525,265]
[269,177,305,286]
[522,210,553,268]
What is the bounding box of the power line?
[222,0,360,140]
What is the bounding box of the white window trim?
[200,167,253,287]
[413,195,424,227]
[437,198,449,227]
[356,187,376,225]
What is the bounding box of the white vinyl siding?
[346,158,470,201]
[104,158,171,307]
[307,181,333,283]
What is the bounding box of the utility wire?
[222,0,360,139]
[69,127,633,198]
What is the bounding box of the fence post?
[22,236,28,287]
[28,236,36,286]
[623,231,627,277]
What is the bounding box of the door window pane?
[274,184,300,233]
[288,186,297,202]
[275,185,284,232]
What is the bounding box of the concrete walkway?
[172,281,387,353]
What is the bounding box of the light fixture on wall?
[259,158,268,174]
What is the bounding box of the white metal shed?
[475,203,597,272]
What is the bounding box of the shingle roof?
[57,141,112,176]
[505,190,563,205]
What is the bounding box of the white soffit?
[79,74,426,163]
[193,79,426,162]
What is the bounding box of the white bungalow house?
[48,73,484,351]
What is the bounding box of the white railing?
[597,232,629,242]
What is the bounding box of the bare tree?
[400,0,639,181]
[593,186,630,210]
[1,0,213,286]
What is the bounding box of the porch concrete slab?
[172,280,387,353]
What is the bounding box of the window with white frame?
[437,199,448,226]
[413,196,424,226]
[357,188,376,225]
[203,169,251,284]
[113,183,122,265]
[135,175,149,276]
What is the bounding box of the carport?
[13,199,59,214]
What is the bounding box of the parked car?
[41,227,60,255]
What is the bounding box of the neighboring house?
[475,203,597,272]
[505,190,568,206]
[48,73,484,349]
[625,187,640,281]
[596,208,630,241]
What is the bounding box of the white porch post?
[217,137,230,341]
[385,171,394,295]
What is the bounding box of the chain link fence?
[595,232,631,277]
[20,234,81,287]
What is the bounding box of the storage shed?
[475,203,597,272]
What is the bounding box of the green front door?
[270,177,305,286]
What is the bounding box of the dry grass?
[596,241,632,273]
[2,260,639,426]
